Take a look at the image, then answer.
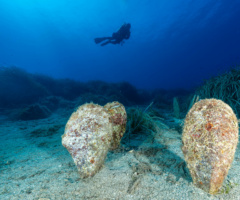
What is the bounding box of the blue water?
[0,0,240,89]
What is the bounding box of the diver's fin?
[94,37,110,44]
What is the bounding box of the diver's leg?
[100,39,121,46]
[94,37,112,44]
[100,40,111,46]
[110,40,121,44]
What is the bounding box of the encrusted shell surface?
[104,101,127,150]
[182,99,239,194]
[62,103,113,178]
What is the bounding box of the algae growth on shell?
[182,99,239,194]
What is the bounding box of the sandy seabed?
[1,109,240,200]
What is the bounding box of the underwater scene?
[1,0,240,199]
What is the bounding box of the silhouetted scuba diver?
[94,23,131,46]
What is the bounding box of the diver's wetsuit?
[94,23,131,46]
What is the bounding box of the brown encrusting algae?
[62,101,127,178]
[62,103,113,178]
[104,101,127,150]
[182,98,239,194]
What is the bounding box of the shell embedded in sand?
[104,101,127,150]
[182,98,239,194]
[62,103,113,178]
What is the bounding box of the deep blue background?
[0,0,240,89]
